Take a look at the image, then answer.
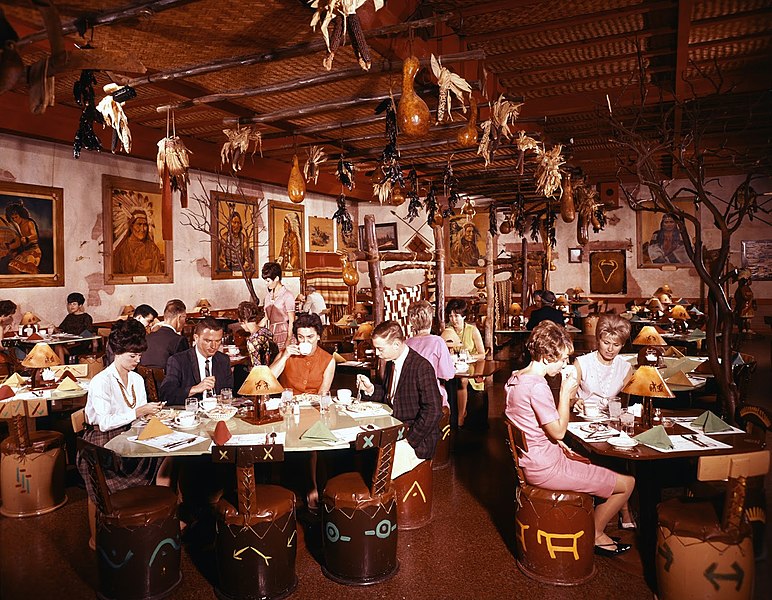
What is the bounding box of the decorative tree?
[182,178,267,304]
[608,72,770,423]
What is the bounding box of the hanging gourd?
[456,96,478,147]
[340,253,359,286]
[499,218,512,235]
[397,56,431,137]
[560,173,576,222]
[473,273,486,289]
[391,184,406,206]
[288,154,305,203]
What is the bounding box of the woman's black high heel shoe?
[594,540,632,557]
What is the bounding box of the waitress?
[260,261,295,350]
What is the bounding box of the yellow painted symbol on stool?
[441,424,451,440]
[536,529,585,560]
[233,546,272,565]
[218,449,230,461]
[515,518,530,551]
[287,530,296,548]
[263,447,273,461]
[402,480,427,503]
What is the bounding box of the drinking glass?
[185,397,199,414]
[221,388,233,405]
[620,411,635,436]
[608,397,623,425]
[319,392,332,414]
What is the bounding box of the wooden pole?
[521,237,528,307]
[434,224,446,329]
[485,230,495,352]
[364,215,385,325]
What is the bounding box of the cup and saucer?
[173,410,200,430]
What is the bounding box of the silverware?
[687,434,709,448]
[164,437,197,449]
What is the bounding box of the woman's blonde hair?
[595,313,631,344]
[527,321,573,362]
[407,300,433,333]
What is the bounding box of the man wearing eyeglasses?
[159,316,233,405]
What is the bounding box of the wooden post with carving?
[363,215,384,325]
[485,231,495,353]
[434,224,446,329]
[521,237,528,307]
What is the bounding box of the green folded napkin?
[686,328,706,340]
[691,410,732,433]
[300,421,338,442]
[634,425,673,450]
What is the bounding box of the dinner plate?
[345,402,393,416]
[607,436,638,448]
[296,393,320,406]
[205,406,238,422]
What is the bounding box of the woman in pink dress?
[405,300,455,409]
[260,261,295,350]
[505,321,635,557]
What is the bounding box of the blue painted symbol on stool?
[397,427,405,441]
[325,522,351,543]
[365,519,397,539]
[149,537,180,566]
[99,548,134,569]
[362,434,374,448]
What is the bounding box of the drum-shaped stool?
[1,428,67,517]
[505,417,596,585]
[212,444,297,600]
[321,425,405,586]
[77,438,182,600]
[393,459,433,530]
[432,407,451,470]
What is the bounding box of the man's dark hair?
[194,316,223,335]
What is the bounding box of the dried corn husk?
[430,54,472,123]
[156,135,191,208]
[96,92,131,154]
[515,130,539,175]
[477,94,522,166]
[221,126,262,172]
[303,145,327,184]
[310,1,382,71]
[534,144,564,198]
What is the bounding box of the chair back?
[504,416,529,486]
[212,443,285,516]
[70,408,86,434]
[76,437,117,516]
[136,365,165,403]
[354,424,405,497]
[738,405,770,445]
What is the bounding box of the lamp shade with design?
[238,365,283,425]
[117,305,135,319]
[508,302,522,317]
[622,365,674,429]
[22,343,62,389]
[654,284,673,296]
[353,322,373,341]
[20,312,41,326]
[633,325,668,368]
[441,327,463,349]
[632,326,667,346]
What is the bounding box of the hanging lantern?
[288,154,305,203]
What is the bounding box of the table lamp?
[508,302,523,329]
[18,311,41,337]
[632,325,668,368]
[669,304,690,334]
[622,365,674,429]
[196,298,212,316]
[21,342,62,389]
[572,287,584,300]
[238,365,284,425]
[118,305,135,320]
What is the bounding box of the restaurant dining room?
[1,1,771,599]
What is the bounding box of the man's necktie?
[205,358,211,378]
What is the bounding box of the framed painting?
[740,240,772,280]
[211,190,259,280]
[568,247,583,263]
[268,200,304,276]
[359,222,398,251]
[337,222,358,250]
[637,200,697,268]
[445,212,488,273]
[0,181,64,287]
[103,175,173,284]
[308,216,335,252]
[590,250,627,294]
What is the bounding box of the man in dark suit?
[140,299,188,369]
[526,290,567,330]
[159,316,233,406]
[357,320,442,478]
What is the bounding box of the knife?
[687,434,709,448]
[164,437,198,449]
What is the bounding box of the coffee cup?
[584,403,601,418]
[336,389,352,404]
[298,341,313,355]
[225,345,239,356]
[200,398,217,412]
[174,411,196,427]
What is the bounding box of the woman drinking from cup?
[270,312,335,395]
[505,321,635,557]
[573,313,635,528]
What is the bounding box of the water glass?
[185,397,199,414]
[620,411,635,436]
[319,392,332,414]
[608,397,623,424]
[221,388,233,405]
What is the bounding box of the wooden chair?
[657,450,770,600]
[76,437,181,600]
[211,443,297,600]
[505,417,596,585]
[321,424,405,585]
[135,365,165,403]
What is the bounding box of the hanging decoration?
[220,126,262,173]
[477,94,522,166]
[515,130,540,175]
[574,179,606,245]
[560,172,575,222]
[442,158,461,217]
[430,54,472,124]
[397,55,431,137]
[405,167,423,222]
[336,156,356,190]
[513,190,527,237]
[461,196,476,220]
[72,69,104,158]
[332,192,353,234]
[499,214,512,235]
[534,143,565,198]
[96,83,133,154]
[156,110,192,221]
[373,96,404,204]
[0,9,23,94]
[303,145,327,184]
[456,96,478,147]
[425,184,440,227]
[391,184,405,206]
[310,1,383,71]
[287,154,306,203]
[488,203,498,237]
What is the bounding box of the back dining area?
[1,287,770,600]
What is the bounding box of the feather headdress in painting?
[430,54,472,124]
[111,189,156,249]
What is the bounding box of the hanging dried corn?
[96,83,133,154]
[477,94,522,167]
[372,96,404,204]
[574,179,604,245]
[304,145,327,184]
[534,144,564,198]
[515,130,539,175]
[442,158,461,217]
[310,0,383,71]
[156,110,192,239]
[430,54,472,124]
[221,126,262,173]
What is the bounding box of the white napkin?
[629,403,642,417]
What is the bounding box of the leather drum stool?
[393,459,433,530]
[77,439,181,600]
[1,429,67,517]
[432,406,451,470]
[212,444,297,600]
[321,425,404,586]
[506,418,595,585]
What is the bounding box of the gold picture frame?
[445,212,488,273]
[103,175,173,284]
[0,181,64,287]
[268,200,305,276]
[636,200,697,268]
[308,216,335,252]
[211,190,260,280]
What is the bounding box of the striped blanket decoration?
[384,285,423,334]
[305,266,349,305]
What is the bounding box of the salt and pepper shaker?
[653,408,662,423]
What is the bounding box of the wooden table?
[565,410,760,588]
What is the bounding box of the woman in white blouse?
[76,318,161,548]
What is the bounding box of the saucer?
[607,436,638,448]
[173,417,201,430]
[333,397,353,406]
[575,410,604,422]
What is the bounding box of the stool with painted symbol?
[321,424,404,585]
[76,438,181,600]
[393,459,433,530]
[432,406,451,469]
[211,443,297,600]
[505,417,596,585]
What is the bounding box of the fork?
[687,434,709,448]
